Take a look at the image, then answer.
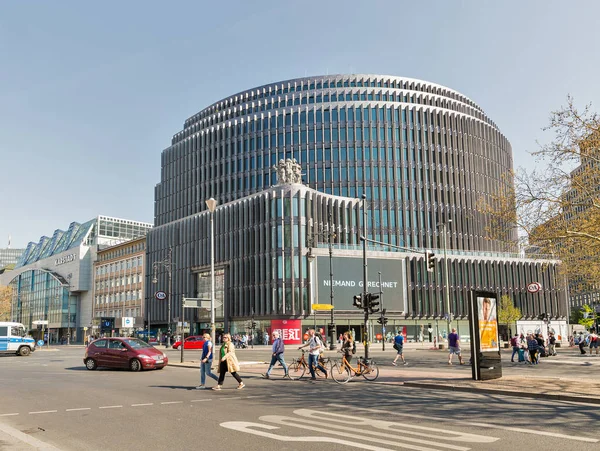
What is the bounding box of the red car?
[84,337,168,371]
[172,336,205,350]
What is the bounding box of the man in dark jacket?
[262,331,289,379]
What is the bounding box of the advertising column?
[468,291,502,381]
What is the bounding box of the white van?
[0,322,36,356]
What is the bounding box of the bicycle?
[330,353,379,384]
[288,350,330,380]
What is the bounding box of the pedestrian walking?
[341,332,354,363]
[510,334,520,362]
[391,331,406,366]
[213,333,245,390]
[298,329,327,381]
[527,333,539,364]
[578,332,587,354]
[197,333,218,389]
[589,329,599,356]
[447,328,464,365]
[548,332,557,356]
[262,331,289,379]
[264,332,269,346]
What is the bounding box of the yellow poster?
[477,296,499,352]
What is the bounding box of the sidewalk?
[169,357,600,405]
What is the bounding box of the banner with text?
[315,256,407,312]
[270,319,302,345]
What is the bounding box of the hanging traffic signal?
[353,293,363,309]
[368,293,380,314]
[426,251,435,272]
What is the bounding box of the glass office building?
[0,216,152,342]
[148,75,566,339]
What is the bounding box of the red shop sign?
[270,319,302,345]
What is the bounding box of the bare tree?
[485,97,600,291]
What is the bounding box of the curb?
[402,381,600,405]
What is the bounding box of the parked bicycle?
[330,353,379,384]
[288,350,330,380]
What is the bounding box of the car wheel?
[85,358,97,370]
[130,358,142,372]
[18,346,31,356]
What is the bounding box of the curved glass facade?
[155,74,515,252]
[9,269,74,335]
[148,74,565,334]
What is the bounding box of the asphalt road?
[0,347,598,451]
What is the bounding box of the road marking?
[0,413,19,417]
[132,403,154,407]
[160,401,183,405]
[191,399,212,402]
[245,395,265,399]
[66,408,91,412]
[29,410,57,415]
[221,408,498,451]
[334,404,598,443]
[293,409,497,444]
[219,397,242,400]
[221,422,400,451]
[99,405,123,409]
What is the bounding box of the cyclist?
[298,329,327,381]
[341,332,353,363]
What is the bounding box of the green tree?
[498,295,522,340]
[578,304,595,329]
[0,285,12,321]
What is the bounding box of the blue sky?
[1,1,599,248]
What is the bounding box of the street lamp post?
[328,213,337,350]
[206,198,218,347]
[361,194,369,359]
[66,274,72,345]
[439,220,452,337]
[152,247,174,348]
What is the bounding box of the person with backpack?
[298,329,327,381]
[391,331,407,366]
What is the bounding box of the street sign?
[527,282,542,293]
[183,298,211,308]
[312,304,335,311]
[155,291,167,300]
[121,317,134,328]
[32,320,48,326]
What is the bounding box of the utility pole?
[361,194,369,359]
[379,271,385,351]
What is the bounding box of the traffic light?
[251,320,257,329]
[377,309,388,326]
[426,251,435,272]
[368,293,380,314]
[353,293,363,309]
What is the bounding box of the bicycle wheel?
[361,360,379,381]
[314,362,328,379]
[288,361,305,380]
[330,361,351,384]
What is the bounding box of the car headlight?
[138,354,152,360]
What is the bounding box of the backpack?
[351,340,356,354]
